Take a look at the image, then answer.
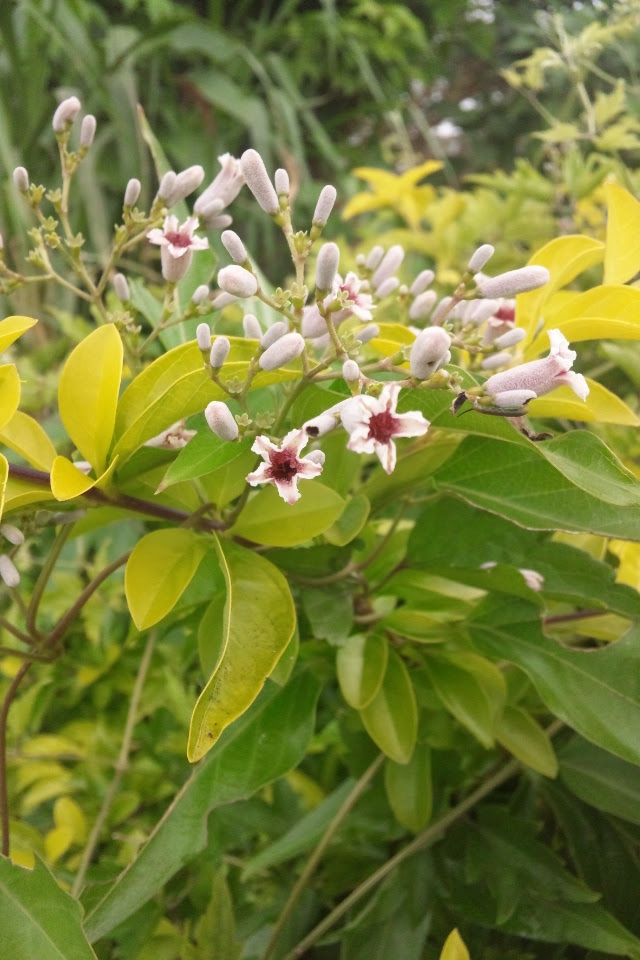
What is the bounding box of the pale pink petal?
[189,236,210,251]
[555,370,589,400]
[340,395,377,434]
[375,439,397,474]
[274,477,301,504]
[246,462,271,486]
[164,215,179,233]
[167,243,191,258]
[394,411,430,438]
[251,435,279,459]
[182,216,200,236]
[380,382,401,414]
[297,458,323,479]
[147,228,167,246]
[281,429,307,455]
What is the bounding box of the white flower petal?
[393,412,430,438]
[246,462,271,486]
[375,439,397,474]
[274,477,301,504]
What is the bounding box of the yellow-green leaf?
[0,365,20,432]
[424,652,506,749]
[50,455,119,502]
[337,633,388,709]
[360,649,417,764]
[2,476,54,514]
[125,528,209,630]
[384,744,432,832]
[604,183,640,285]
[230,482,345,547]
[324,493,370,546]
[528,379,640,426]
[187,537,296,761]
[0,411,56,470]
[58,325,123,473]
[0,314,37,353]
[0,454,7,521]
[440,929,470,960]
[496,705,558,777]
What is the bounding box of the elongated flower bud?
[366,246,384,270]
[313,185,337,226]
[198,198,224,219]
[495,327,526,349]
[208,214,233,231]
[375,276,399,298]
[431,296,453,325]
[211,291,238,309]
[79,114,96,148]
[491,389,537,408]
[481,352,512,370]
[112,272,130,302]
[357,324,379,344]
[409,289,437,321]
[260,321,288,349]
[124,178,141,207]
[410,269,435,296]
[467,300,500,325]
[303,401,347,437]
[315,242,339,293]
[372,245,404,289]
[157,171,177,201]
[221,230,248,264]
[13,166,29,192]
[205,401,238,441]
[468,243,494,272]
[275,168,290,195]
[0,554,19,588]
[217,265,258,298]
[410,327,452,380]
[306,450,325,466]
[240,149,279,215]
[476,266,550,299]
[196,322,211,351]
[161,246,192,283]
[342,359,360,382]
[259,332,305,370]
[210,336,230,368]
[0,523,24,546]
[52,95,81,132]
[168,165,205,205]
[243,314,262,340]
[192,284,209,305]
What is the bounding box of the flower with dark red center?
[246,430,323,504]
[340,383,429,474]
[147,215,209,283]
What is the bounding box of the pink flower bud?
[13,167,29,192]
[0,555,19,588]
[410,327,452,380]
[207,214,233,231]
[467,300,501,325]
[431,296,453,325]
[192,284,209,305]
[313,185,337,225]
[342,359,360,381]
[217,265,258,298]
[468,243,494,272]
[205,401,239,441]
[260,321,288,349]
[259,332,305,370]
[409,289,437,321]
[315,242,339,292]
[375,276,399,298]
[372,245,404,289]
[494,327,526,349]
[481,352,512,370]
[491,389,537,408]
[79,114,96,148]
[124,178,141,207]
[357,324,379,344]
[211,291,239,309]
[157,171,177,201]
[485,329,588,402]
[306,449,325,466]
[168,165,205,205]
[112,273,130,302]
[221,230,248,264]
[240,149,279,215]
[365,246,384,270]
[198,198,225,219]
[52,95,81,132]
[475,266,550,299]
[0,524,24,546]
[243,314,262,339]
[210,336,230,368]
[410,269,435,296]
[303,402,347,437]
[275,168,290,195]
[196,323,211,350]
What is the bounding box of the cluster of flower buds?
[0,523,24,588]
[194,154,245,228]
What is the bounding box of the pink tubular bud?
[207,214,233,231]
[195,154,244,213]
[468,243,494,272]
[491,389,537,408]
[315,242,339,292]
[221,230,248,264]
[342,359,360,382]
[0,555,19,588]
[240,149,279,215]
[205,401,239,441]
[211,291,239,309]
[431,296,453,325]
[356,324,379,344]
[275,168,290,195]
[495,327,526,349]
[260,321,288,350]
[192,284,209,305]
[0,523,24,546]
[168,165,205,205]
[371,245,404,289]
[313,185,337,225]
[210,336,231,368]
[79,114,96,148]
[303,401,347,437]
[410,327,452,380]
[243,314,262,340]
[198,198,224,219]
[259,332,305,371]
[157,171,177,201]
[375,276,399,298]
[161,246,192,283]
[409,290,437,321]
[306,449,325,466]
[410,269,435,296]
[112,273,130,302]
[481,352,512,370]
[365,246,384,270]
[217,265,258,298]
[467,300,500,325]
[13,166,29,192]
[124,178,141,207]
[52,95,81,132]
[476,266,550,299]
[196,323,211,351]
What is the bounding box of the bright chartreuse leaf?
[156,431,253,492]
[384,744,432,833]
[439,930,470,960]
[0,314,37,353]
[0,856,97,959]
[125,528,209,630]
[58,325,123,473]
[423,652,506,749]
[604,183,640,285]
[558,735,640,824]
[337,633,388,709]
[360,649,417,764]
[50,456,119,502]
[496,705,558,777]
[230,482,345,547]
[528,379,640,426]
[0,364,20,432]
[84,674,321,942]
[0,453,7,520]
[343,160,442,228]
[0,411,57,470]
[187,536,296,761]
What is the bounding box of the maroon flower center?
[494,305,515,322]
[367,411,399,444]
[267,450,300,483]
[165,231,192,248]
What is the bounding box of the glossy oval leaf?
[125,528,209,630]
[496,705,558,778]
[384,743,432,833]
[0,314,37,353]
[58,325,123,473]
[0,411,57,470]
[559,736,640,824]
[604,183,640,285]
[157,432,253,492]
[337,632,388,709]
[50,456,119,502]
[324,493,370,546]
[187,536,296,761]
[230,482,345,547]
[360,649,417,764]
[424,652,506,749]
[0,364,21,432]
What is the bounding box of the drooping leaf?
[384,743,432,833]
[423,652,506,749]
[337,633,388,709]
[49,456,119,502]
[496,705,558,778]
[0,411,57,470]
[0,314,37,353]
[187,536,296,761]
[360,649,417,764]
[230,482,345,547]
[604,183,640,285]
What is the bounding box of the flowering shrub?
[2,96,640,959]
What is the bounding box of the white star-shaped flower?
[340,383,429,475]
[246,430,324,505]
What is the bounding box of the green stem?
[0,662,32,856]
[26,525,72,637]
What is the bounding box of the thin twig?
[26,524,72,636]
